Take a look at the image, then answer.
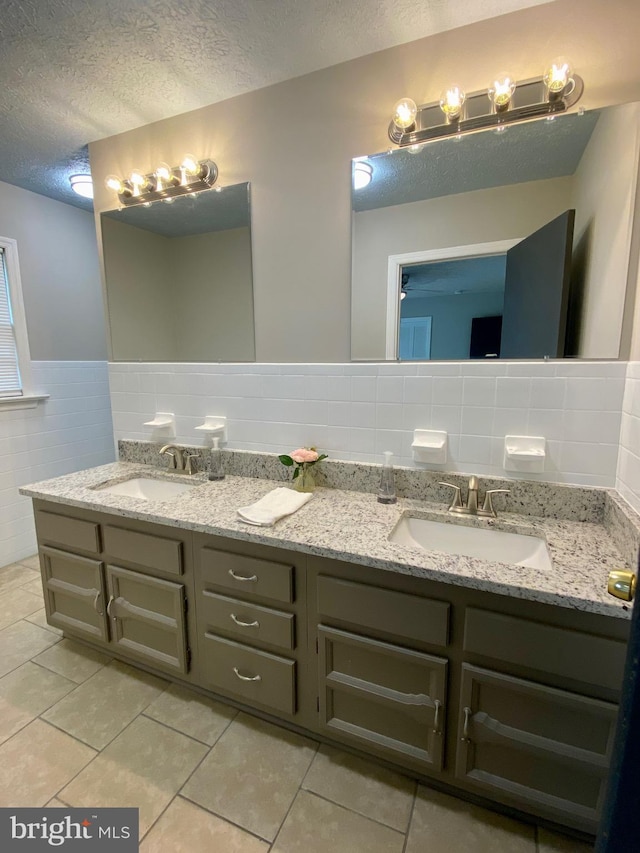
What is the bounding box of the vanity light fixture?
[104,156,219,207]
[69,174,94,199]
[353,160,373,190]
[389,62,583,147]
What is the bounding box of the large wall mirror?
[351,102,640,361]
[101,182,255,362]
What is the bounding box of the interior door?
[500,210,575,358]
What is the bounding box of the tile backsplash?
[0,361,114,566]
[109,360,626,488]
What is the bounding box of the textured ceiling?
[0,0,548,210]
[352,108,600,212]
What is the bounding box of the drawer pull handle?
[433,699,442,735]
[231,613,260,628]
[228,569,258,582]
[462,706,472,743]
[94,590,103,616]
[233,666,262,682]
[106,595,116,620]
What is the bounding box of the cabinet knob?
[607,570,636,602]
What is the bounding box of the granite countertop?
[20,462,635,620]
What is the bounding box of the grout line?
[402,785,419,853]
[139,709,235,749]
[269,744,320,848]
[178,791,276,846]
[297,787,409,838]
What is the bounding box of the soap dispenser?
[377,451,397,504]
[208,436,225,481]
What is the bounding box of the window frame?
[0,235,44,409]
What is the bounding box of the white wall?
[571,102,640,357]
[617,362,640,513]
[0,180,107,361]
[1,362,114,567]
[110,360,624,488]
[352,178,573,359]
[0,183,114,568]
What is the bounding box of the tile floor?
[0,556,593,851]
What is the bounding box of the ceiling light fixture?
[389,62,583,147]
[104,157,218,207]
[353,161,373,190]
[69,174,94,199]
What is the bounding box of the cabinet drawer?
[317,575,449,648]
[36,511,100,555]
[200,591,295,651]
[200,547,293,603]
[201,633,296,715]
[103,526,183,576]
[464,608,626,693]
[456,664,617,831]
[41,546,108,642]
[318,625,447,771]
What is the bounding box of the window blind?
[0,248,22,396]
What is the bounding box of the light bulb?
[353,161,373,190]
[181,154,200,175]
[130,168,149,189]
[155,162,173,182]
[392,98,418,130]
[544,58,572,95]
[488,73,516,111]
[105,174,125,193]
[439,85,466,120]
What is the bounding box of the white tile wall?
[109,360,626,488]
[0,361,115,568]
[616,362,640,514]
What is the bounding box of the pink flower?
[290,448,319,464]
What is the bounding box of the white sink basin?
[97,477,197,501]
[390,516,553,571]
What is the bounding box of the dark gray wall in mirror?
[102,182,255,362]
[351,102,640,361]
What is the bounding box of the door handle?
[94,590,103,616]
[228,569,258,582]
[106,595,116,620]
[608,570,636,602]
[432,699,442,735]
[462,706,472,742]
[233,667,261,682]
[230,613,260,628]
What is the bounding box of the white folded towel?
[237,487,313,526]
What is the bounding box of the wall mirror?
[351,102,640,361]
[101,182,255,362]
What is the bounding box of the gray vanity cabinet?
[33,501,196,679]
[455,664,617,828]
[40,546,109,642]
[104,565,189,674]
[192,534,312,726]
[318,625,447,771]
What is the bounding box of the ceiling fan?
[400,272,457,300]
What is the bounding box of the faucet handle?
[439,482,463,510]
[184,453,198,475]
[482,489,511,517]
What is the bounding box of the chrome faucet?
[439,476,510,518]
[159,444,197,474]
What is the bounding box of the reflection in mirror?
[351,102,640,361]
[102,183,255,362]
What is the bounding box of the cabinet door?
[318,626,447,772]
[41,546,108,642]
[105,565,189,675]
[455,664,617,831]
